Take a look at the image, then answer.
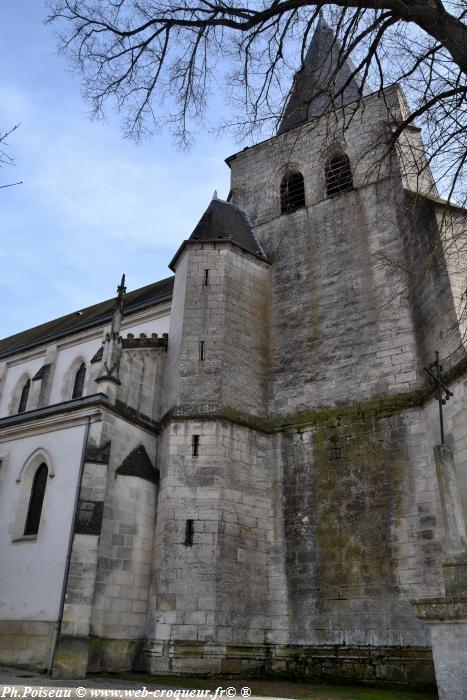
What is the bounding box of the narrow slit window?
[185,519,194,546]
[72,362,86,399]
[199,341,205,361]
[327,446,342,462]
[204,269,210,286]
[325,153,353,197]
[280,171,305,214]
[24,463,48,536]
[18,379,31,414]
[192,435,200,457]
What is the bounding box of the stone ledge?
[160,390,428,436]
[412,595,467,621]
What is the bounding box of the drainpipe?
[47,415,91,677]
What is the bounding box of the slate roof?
[116,444,160,484]
[169,197,268,270]
[278,14,368,134]
[0,276,174,360]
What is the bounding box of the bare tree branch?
[0,124,22,190]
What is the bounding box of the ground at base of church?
[103,674,437,700]
[0,667,437,700]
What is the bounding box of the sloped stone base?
[88,636,143,673]
[141,640,436,690]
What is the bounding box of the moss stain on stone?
[284,405,408,644]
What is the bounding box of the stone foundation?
[53,636,89,679]
[88,636,143,673]
[275,644,435,689]
[0,620,54,670]
[141,640,436,690]
[0,622,437,691]
[413,596,467,700]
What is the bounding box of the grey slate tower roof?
[278,14,368,134]
[169,196,268,270]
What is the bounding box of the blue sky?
[0,1,238,339]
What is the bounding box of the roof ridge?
[0,276,174,360]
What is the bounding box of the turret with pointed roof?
[169,194,267,271]
[278,13,368,134]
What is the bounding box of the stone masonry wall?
[86,413,158,670]
[163,244,269,420]
[401,194,465,371]
[229,85,435,417]
[145,418,273,674]
[118,344,167,421]
[274,406,440,650]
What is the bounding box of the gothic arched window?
[18,379,31,414]
[325,152,353,197]
[72,362,86,399]
[280,171,305,214]
[24,463,48,536]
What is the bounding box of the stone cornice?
[0,393,158,441]
[159,389,428,435]
[0,395,106,441]
[159,355,467,434]
[412,596,467,622]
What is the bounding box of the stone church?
[1,16,466,698]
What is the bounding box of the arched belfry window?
[72,362,86,399]
[24,463,48,536]
[325,152,353,197]
[18,379,31,414]
[280,171,305,214]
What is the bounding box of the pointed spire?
[96,274,126,392]
[278,14,368,134]
[212,190,219,201]
[117,273,126,303]
[111,273,126,335]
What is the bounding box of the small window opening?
[327,446,342,462]
[204,269,210,286]
[24,463,48,536]
[75,500,104,535]
[280,171,305,214]
[192,435,200,457]
[72,362,86,399]
[185,519,194,546]
[325,153,353,197]
[199,341,205,361]
[18,379,31,414]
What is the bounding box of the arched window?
[325,152,353,197]
[18,379,31,414]
[72,362,86,399]
[24,463,48,536]
[280,171,305,214]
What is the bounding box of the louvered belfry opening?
[280,171,305,214]
[326,153,353,197]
